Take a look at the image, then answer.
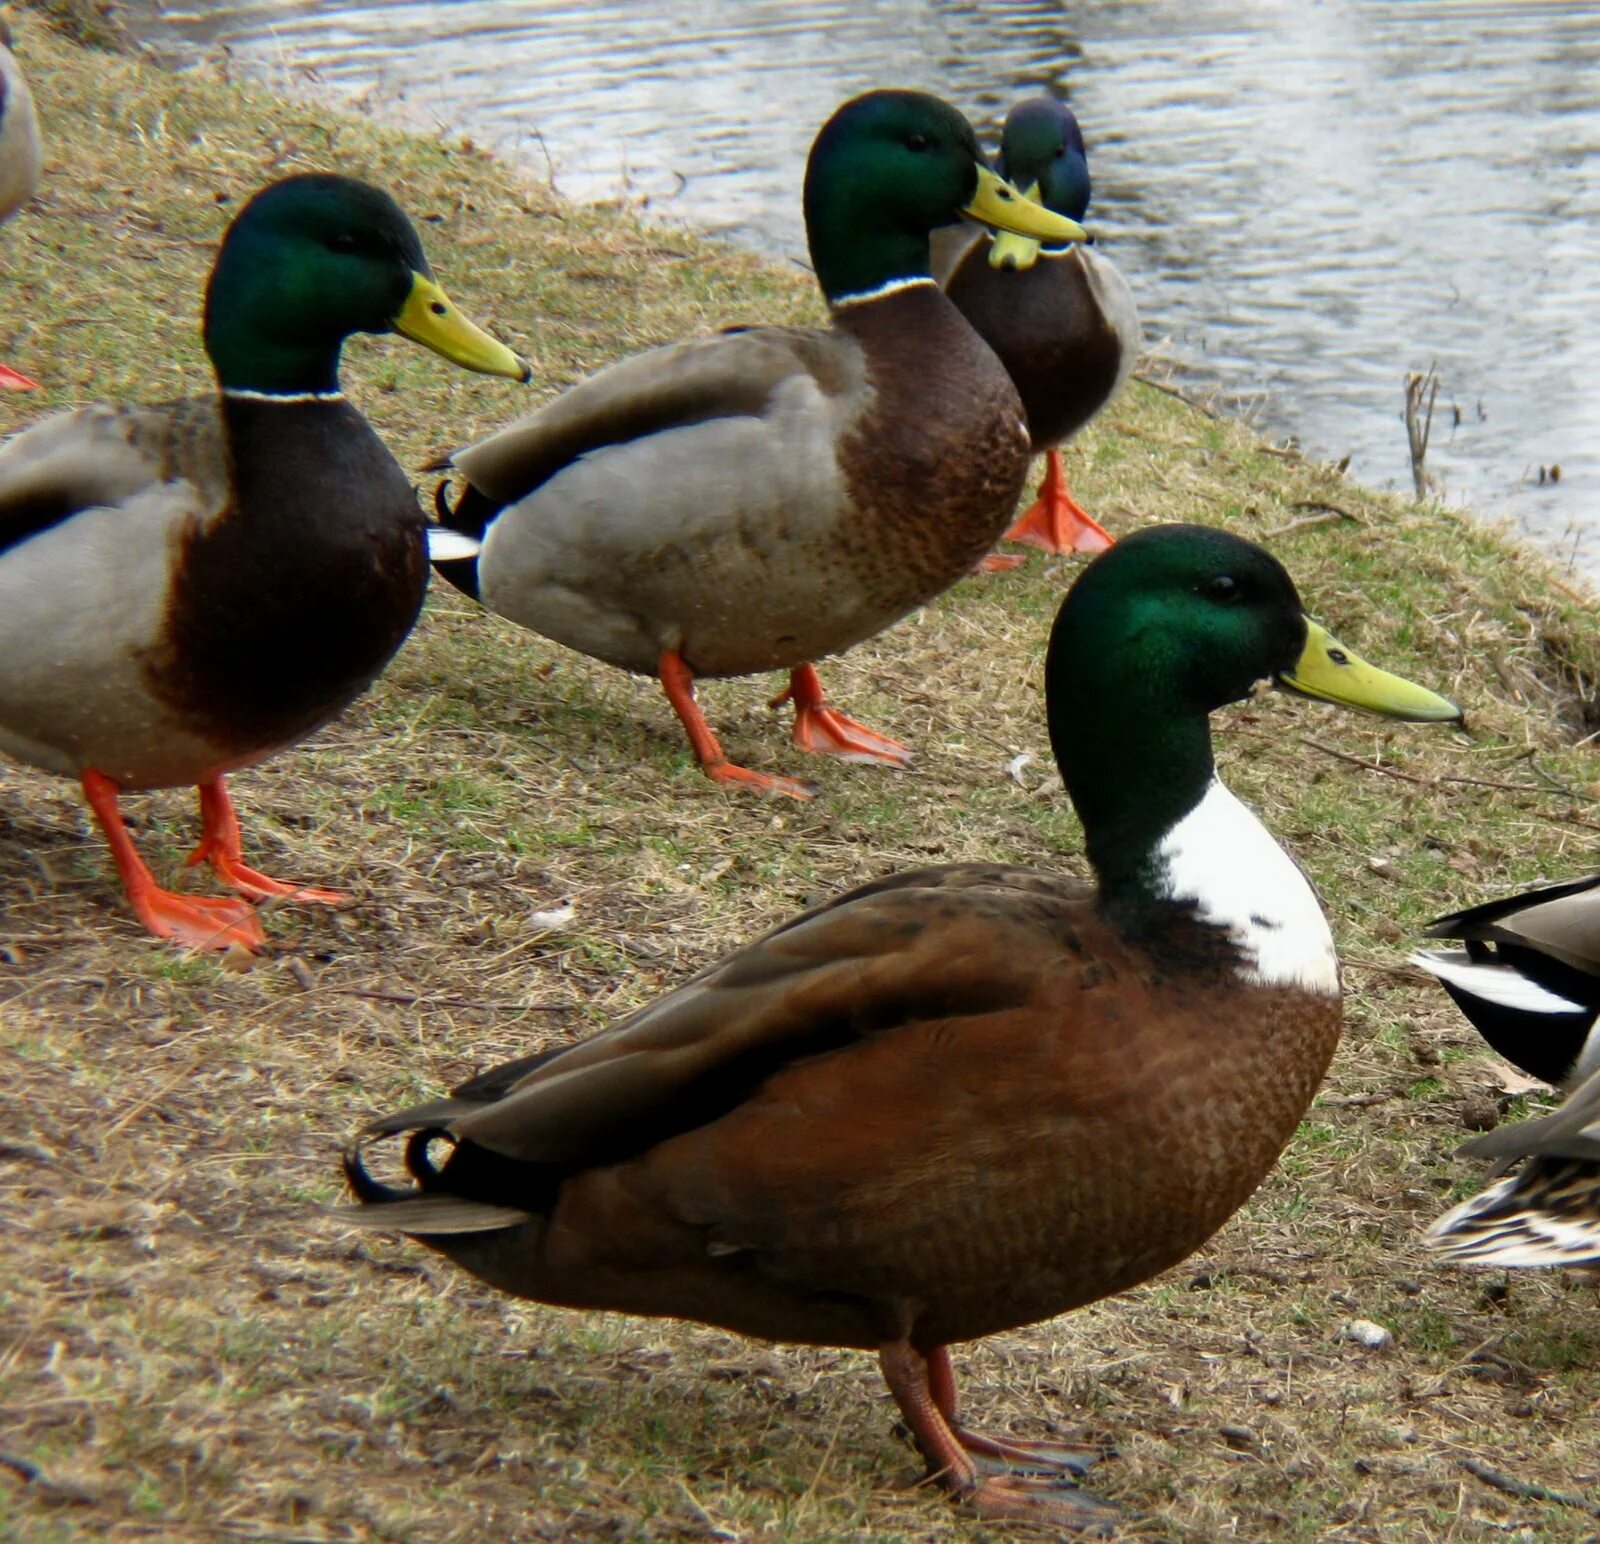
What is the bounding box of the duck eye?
[905,132,931,152]
[1205,574,1240,602]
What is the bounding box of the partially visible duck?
[431,90,1086,800]
[1427,1067,1600,1269]
[0,6,42,390]
[341,525,1460,1531]
[936,96,1139,561]
[1415,876,1600,1266]
[1411,875,1600,1089]
[0,173,529,951]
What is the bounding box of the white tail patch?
[1156,778,1338,995]
[427,527,482,562]
[1409,949,1584,1015]
[1427,1176,1600,1267]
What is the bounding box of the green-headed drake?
[0,173,530,952]
[0,6,41,391]
[1416,876,1600,1267]
[431,89,1084,799]
[342,525,1459,1531]
[936,96,1139,561]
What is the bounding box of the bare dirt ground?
[3,14,1599,1542]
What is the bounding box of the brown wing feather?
[438,866,1091,1165]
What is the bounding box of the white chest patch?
[1155,778,1339,995]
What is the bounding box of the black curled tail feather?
[430,475,505,600]
[336,1122,538,1237]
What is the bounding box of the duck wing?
[344,863,1097,1205]
[0,399,227,558]
[439,323,860,526]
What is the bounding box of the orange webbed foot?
[700,757,816,800]
[132,886,269,953]
[80,768,269,953]
[956,1427,1102,1478]
[0,363,39,391]
[773,664,912,769]
[882,1343,1116,1537]
[656,649,815,800]
[962,1474,1119,1534]
[1002,450,1113,556]
[188,778,347,905]
[973,551,1028,574]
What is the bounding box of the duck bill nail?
[394,274,532,382]
[963,166,1085,246]
[1277,618,1462,723]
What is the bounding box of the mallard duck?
[1426,1067,1600,1268]
[1412,875,1600,1088]
[431,90,1086,800]
[0,173,530,951]
[1415,876,1600,1266]
[934,96,1139,562]
[342,524,1460,1531]
[0,6,42,391]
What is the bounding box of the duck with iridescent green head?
[430,89,1085,798]
[343,525,1460,1533]
[0,173,530,951]
[937,96,1140,562]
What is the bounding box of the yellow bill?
[988,181,1049,272]
[1278,619,1462,722]
[963,165,1086,248]
[395,273,532,382]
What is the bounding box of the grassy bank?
[3,11,1599,1542]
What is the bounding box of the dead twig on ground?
[1133,370,1222,420]
[1459,1457,1600,1519]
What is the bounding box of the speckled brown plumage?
[345,863,1339,1353]
[829,285,1033,603]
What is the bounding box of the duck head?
[802,89,1087,304]
[990,96,1092,272]
[1046,524,1461,900]
[203,173,531,396]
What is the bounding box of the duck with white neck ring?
[429,89,1087,799]
[0,172,530,952]
[341,524,1459,1533]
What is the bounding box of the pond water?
[130,0,1600,570]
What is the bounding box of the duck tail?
[334,1112,536,1238]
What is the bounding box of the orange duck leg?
[658,649,814,799]
[1002,450,1113,557]
[185,776,347,905]
[0,363,38,390]
[880,1342,1118,1533]
[771,662,911,768]
[926,1346,1102,1478]
[81,769,266,953]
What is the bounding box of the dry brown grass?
[3,13,1600,1542]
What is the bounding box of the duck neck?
[807,198,938,309]
[1050,650,1339,995]
[206,325,345,399]
[1050,669,1219,910]
[203,251,348,398]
